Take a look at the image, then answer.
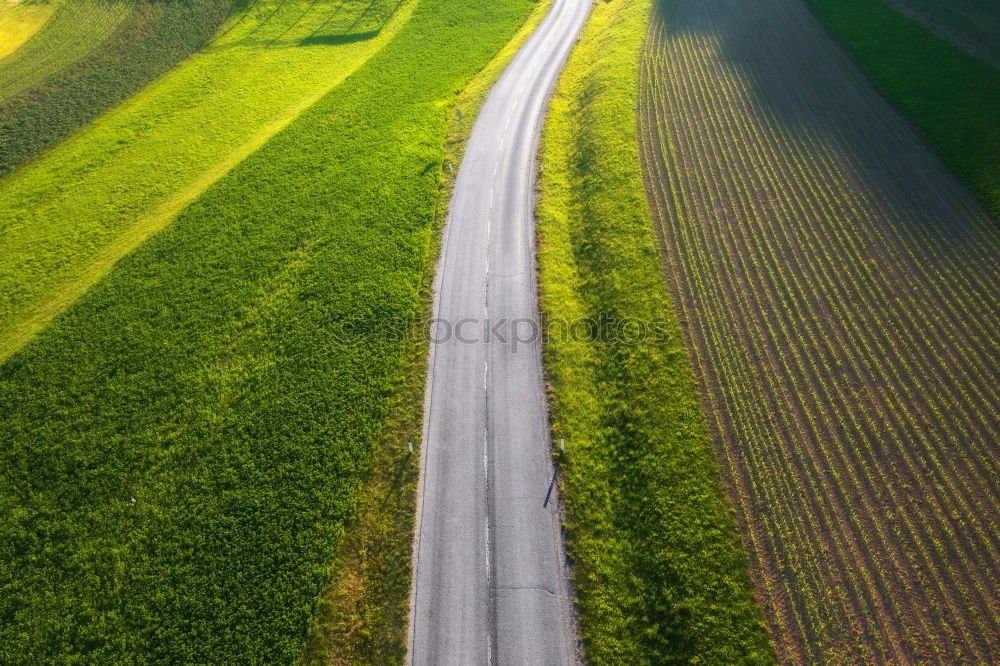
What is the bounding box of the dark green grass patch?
[0,0,232,178]
[812,0,1000,218]
[0,0,531,660]
[536,0,774,662]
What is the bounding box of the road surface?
[408,0,590,662]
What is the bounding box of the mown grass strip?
[0,0,232,178]
[296,7,552,661]
[0,0,128,98]
[811,0,1000,218]
[535,0,774,661]
[0,0,533,660]
[0,0,415,361]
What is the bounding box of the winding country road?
[408,0,590,662]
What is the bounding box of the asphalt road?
[408,0,590,662]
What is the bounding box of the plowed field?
[638,0,1000,661]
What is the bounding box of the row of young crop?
[638,0,1000,662]
[0,0,232,178]
[642,29,884,661]
[640,6,1000,652]
[672,0,1000,644]
[0,0,535,660]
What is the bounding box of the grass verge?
[535,0,774,661]
[0,0,533,660]
[298,2,551,662]
[811,0,1000,218]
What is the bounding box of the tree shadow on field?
[649,0,998,244]
[298,30,379,45]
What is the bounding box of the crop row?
[0,0,534,659]
[638,0,999,662]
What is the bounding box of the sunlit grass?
[0,0,57,61]
[536,0,773,661]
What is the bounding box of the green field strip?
[535,0,774,661]
[0,0,533,659]
[0,0,58,61]
[0,0,234,177]
[0,0,130,99]
[0,0,418,362]
[639,0,1000,660]
[812,0,1000,219]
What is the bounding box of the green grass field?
[0,0,534,660]
[535,0,773,661]
[0,0,232,177]
[878,0,999,70]
[812,0,1000,218]
[0,0,418,361]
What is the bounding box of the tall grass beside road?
[535,0,773,661]
[299,1,549,662]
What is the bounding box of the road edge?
[404,1,557,661]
